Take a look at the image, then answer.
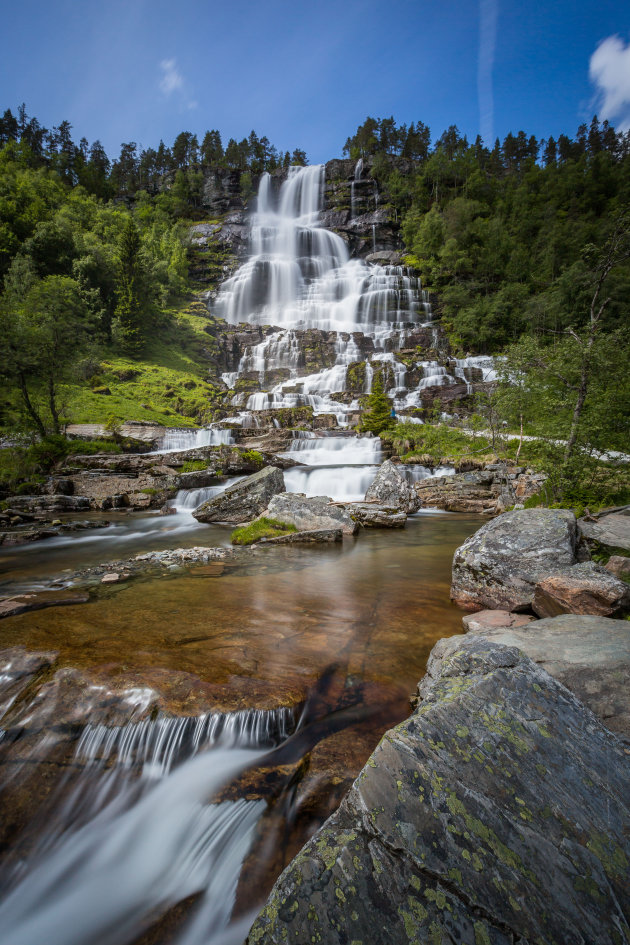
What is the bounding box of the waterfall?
[350,157,363,219]
[160,426,234,452]
[216,166,420,333]
[0,707,296,945]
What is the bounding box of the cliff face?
[195,157,411,261]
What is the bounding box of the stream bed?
[0,510,481,945]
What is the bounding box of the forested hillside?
[0,104,628,506]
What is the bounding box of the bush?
[231,517,297,545]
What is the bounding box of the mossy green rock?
[247,637,630,945]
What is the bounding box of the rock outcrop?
[414,465,547,514]
[461,613,630,737]
[364,459,420,513]
[578,506,630,555]
[462,609,535,633]
[451,508,580,611]
[193,466,285,524]
[265,493,358,536]
[247,636,630,945]
[532,561,630,618]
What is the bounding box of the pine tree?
[114,218,144,354]
[361,371,395,435]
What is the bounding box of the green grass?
[231,517,297,545]
[0,436,122,496]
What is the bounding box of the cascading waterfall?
[214,166,497,430]
[160,426,234,452]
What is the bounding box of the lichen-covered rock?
[579,507,630,555]
[259,528,342,544]
[460,612,630,738]
[193,466,285,524]
[248,637,630,945]
[265,493,358,535]
[451,508,579,611]
[364,459,420,513]
[532,561,630,618]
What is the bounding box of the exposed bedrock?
[193,465,285,524]
[247,636,630,945]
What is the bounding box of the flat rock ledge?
[247,637,630,945]
[459,612,630,738]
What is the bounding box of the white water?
[160,426,234,452]
[0,708,295,945]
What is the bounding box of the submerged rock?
[364,459,419,513]
[461,612,630,738]
[0,590,90,620]
[248,637,630,945]
[532,561,630,618]
[193,466,285,524]
[451,507,579,611]
[265,493,358,536]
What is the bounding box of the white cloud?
[159,58,184,95]
[589,35,630,131]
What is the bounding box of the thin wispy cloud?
[589,35,630,132]
[478,0,498,146]
[159,58,197,110]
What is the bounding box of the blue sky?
[2,0,630,163]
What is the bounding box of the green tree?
[114,217,146,354]
[1,274,90,433]
[361,372,395,435]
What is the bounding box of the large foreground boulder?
[192,466,285,524]
[247,637,630,945]
[265,493,358,535]
[451,507,579,611]
[364,459,420,512]
[532,561,630,618]
[461,612,630,738]
[346,502,407,527]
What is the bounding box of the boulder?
[579,507,630,555]
[462,608,535,633]
[248,637,630,945]
[265,493,358,536]
[345,502,407,528]
[606,555,630,579]
[451,508,579,611]
[192,466,285,524]
[532,561,630,618]
[364,459,419,512]
[462,613,630,737]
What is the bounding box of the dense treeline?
[345,115,630,493]
[0,104,306,207]
[345,115,630,350]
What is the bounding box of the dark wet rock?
[346,502,407,528]
[532,561,630,618]
[579,506,630,554]
[0,646,58,721]
[6,495,90,513]
[461,613,630,738]
[0,590,90,620]
[265,493,358,536]
[260,528,342,544]
[451,508,579,611]
[462,609,536,633]
[248,636,630,945]
[364,459,419,513]
[193,466,286,524]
